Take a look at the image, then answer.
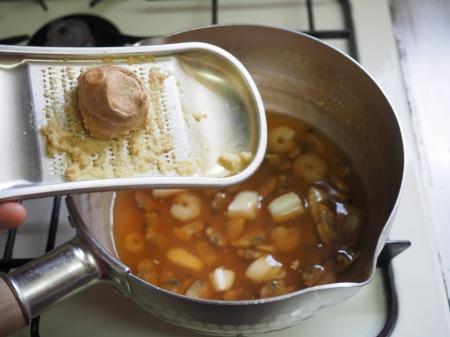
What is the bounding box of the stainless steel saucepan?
[0,25,404,337]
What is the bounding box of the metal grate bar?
[338,0,359,60]
[211,0,218,24]
[45,196,61,252]
[3,229,17,261]
[0,34,30,45]
[302,29,352,39]
[306,0,316,31]
[90,0,102,8]
[375,241,410,336]
[377,264,399,337]
[303,0,358,61]
[35,0,47,11]
[0,258,32,271]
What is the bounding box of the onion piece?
[226,218,246,240]
[152,189,184,199]
[185,280,211,299]
[227,191,259,220]
[210,267,235,292]
[245,254,282,283]
[271,226,300,251]
[167,247,203,271]
[268,192,303,222]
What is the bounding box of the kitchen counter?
[390,0,450,302]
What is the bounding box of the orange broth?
[114,112,363,300]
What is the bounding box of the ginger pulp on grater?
[40,64,195,181]
[78,65,148,139]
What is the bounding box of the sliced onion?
[227,191,259,220]
[245,254,282,283]
[210,267,235,292]
[268,192,303,222]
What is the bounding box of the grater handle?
[0,277,26,337]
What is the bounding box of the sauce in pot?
[114,112,364,300]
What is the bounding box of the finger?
[0,203,27,230]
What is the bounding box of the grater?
[0,43,266,201]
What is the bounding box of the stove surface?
[0,1,449,337]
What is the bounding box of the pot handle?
[0,237,102,337]
[0,277,25,336]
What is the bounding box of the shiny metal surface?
[0,42,266,201]
[159,24,405,281]
[134,25,404,333]
[6,237,101,320]
[0,26,405,336]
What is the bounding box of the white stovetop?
[0,1,449,336]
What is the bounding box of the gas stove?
[0,1,449,337]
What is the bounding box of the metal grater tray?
[0,43,266,201]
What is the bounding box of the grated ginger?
[41,65,194,181]
[218,151,253,173]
